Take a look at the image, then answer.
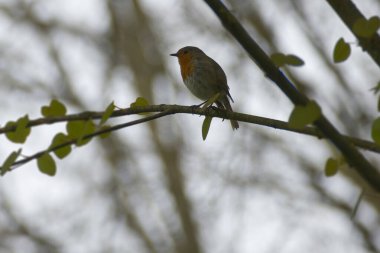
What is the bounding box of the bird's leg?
[196,100,208,107]
[201,92,221,109]
[190,101,204,109]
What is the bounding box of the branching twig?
[10,109,175,171]
[324,0,380,67]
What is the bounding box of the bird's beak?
[170,53,178,57]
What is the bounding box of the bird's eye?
[183,50,188,54]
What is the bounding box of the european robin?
[170,46,239,130]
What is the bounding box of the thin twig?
[10,109,174,171]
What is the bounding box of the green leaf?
[5,115,31,144]
[50,133,72,159]
[130,97,149,107]
[66,121,83,138]
[202,92,221,108]
[130,97,150,115]
[378,96,380,112]
[78,120,96,146]
[67,120,96,146]
[371,117,380,144]
[333,38,351,63]
[5,121,17,141]
[41,99,67,117]
[285,54,304,66]
[37,153,56,176]
[271,53,287,67]
[288,101,321,129]
[271,53,304,67]
[202,116,212,140]
[100,101,115,125]
[325,157,339,177]
[1,149,22,175]
[353,16,380,38]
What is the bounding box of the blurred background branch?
[0,0,379,253]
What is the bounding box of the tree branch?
[2,104,380,173]
[1,104,379,152]
[203,0,380,193]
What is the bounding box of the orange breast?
[178,54,194,81]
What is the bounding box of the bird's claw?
[190,104,201,114]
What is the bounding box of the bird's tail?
[216,96,239,130]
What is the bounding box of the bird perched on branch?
[170,46,239,130]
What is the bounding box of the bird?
[170,46,239,130]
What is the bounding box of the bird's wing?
[209,57,234,102]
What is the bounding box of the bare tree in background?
[0,0,379,253]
